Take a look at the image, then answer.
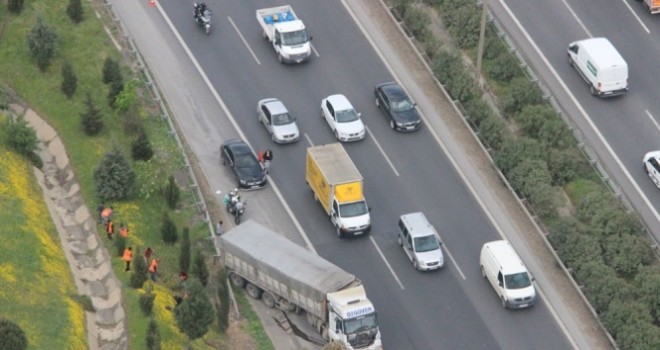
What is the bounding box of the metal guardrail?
[381,2,619,348]
[100,1,210,222]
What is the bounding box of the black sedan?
[374,82,422,132]
[220,139,267,190]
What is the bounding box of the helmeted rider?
[194,2,208,20]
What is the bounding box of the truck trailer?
[256,5,312,63]
[220,220,382,350]
[306,143,371,237]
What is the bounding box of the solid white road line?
[369,236,405,290]
[227,16,261,66]
[365,126,400,177]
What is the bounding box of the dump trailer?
[220,220,382,350]
[256,5,312,63]
[306,143,371,238]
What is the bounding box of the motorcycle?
[193,3,212,34]
[223,193,246,224]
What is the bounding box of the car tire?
[501,296,507,309]
[320,108,324,119]
[335,226,344,238]
[334,130,339,140]
[398,236,402,246]
[271,133,277,143]
[567,55,573,68]
[481,265,486,279]
[413,260,419,270]
[590,85,597,96]
[375,97,380,107]
[278,53,284,64]
[390,119,395,130]
[246,283,263,299]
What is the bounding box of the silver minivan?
[397,212,444,271]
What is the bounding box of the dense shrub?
[432,49,462,84]
[214,269,230,332]
[493,136,544,176]
[0,318,28,350]
[501,77,543,116]
[575,191,620,225]
[146,318,162,350]
[576,261,630,313]
[445,5,480,49]
[8,0,25,14]
[66,0,84,24]
[602,233,652,278]
[160,213,178,244]
[507,158,552,199]
[174,280,213,340]
[139,286,156,316]
[547,216,590,251]
[479,114,507,151]
[131,130,154,161]
[423,34,442,60]
[114,80,138,114]
[1,116,38,157]
[192,249,209,287]
[464,98,494,128]
[602,299,653,340]
[635,266,660,322]
[487,51,520,83]
[392,0,413,19]
[514,104,555,139]
[108,81,124,109]
[615,320,660,350]
[27,16,58,72]
[446,70,477,102]
[547,147,583,186]
[403,6,431,41]
[527,182,557,219]
[130,247,149,289]
[61,60,77,98]
[93,146,136,201]
[483,35,505,60]
[80,93,103,136]
[557,232,602,271]
[102,57,121,85]
[164,175,180,210]
[179,227,191,273]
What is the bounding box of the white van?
[397,213,444,271]
[567,38,628,97]
[480,240,536,309]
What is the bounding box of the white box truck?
[221,220,383,350]
[306,143,371,238]
[567,37,628,97]
[256,5,312,64]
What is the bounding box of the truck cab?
[331,197,371,238]
[327,286,382,350]
[257,5,312,64]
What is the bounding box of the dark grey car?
[374,82,421,132]
[220,139,267,190]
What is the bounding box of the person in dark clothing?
[261,149,273,174]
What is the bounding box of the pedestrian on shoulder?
[101,206,113,224]
[262,149,273,174]
[106,219,114,240]
[122,247,133,272]
[144,247,154,262]
[216,220,223,236]
[119,223,129,238]
[149,258,159,281]
[96,202,105,224]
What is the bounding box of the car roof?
[263,99,288,115]
[380,82,407,99]
[400,212,436,238]
[224,139,252,155]
[326,94,353,110]
[644,150,660,162]
[483,240,527,274]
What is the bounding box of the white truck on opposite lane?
[256,5,312,64]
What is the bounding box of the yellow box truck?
[306,143,371,237]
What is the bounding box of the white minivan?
[397,213,444,271]
[567,37,628,97]
[480,240,536,309]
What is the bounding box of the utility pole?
[476,0,490,88]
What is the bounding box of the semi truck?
[306,143,371,238]
[256,5,312,63]
[220,220,382,350]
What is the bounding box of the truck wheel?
[335,226,344,238]
[590,85,597,96]
[320,324,329,341]
[246,283,263,299]
[306,311,316,325]
[481,265,486,279]
[262,292,276,308]
[262,30,267,39]
[229,273,246,288]
[500,296,507,309]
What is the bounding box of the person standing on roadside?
[119,223,129,239]
[96,202,105,224]
[144,247,154,262]
[106,219,114,240]
[149,258,159,281]
[122,247,133,272]
[261,148,273,174]
[101,206,113,224]
[216,220,223,236]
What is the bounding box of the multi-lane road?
[106,0,631,349]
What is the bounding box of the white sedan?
[257,98,300,144]
[644,150,660,189]
[320,94,366,142]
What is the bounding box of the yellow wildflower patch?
[66,297,87,350]
[112,202,144,246]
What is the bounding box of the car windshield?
[413,235,440,253]
[344,314,378,335]
[338,201,368,218]
[272,113,293,126]
[504,272,532,290]
[281,30,308,46]
[235,154,259,168]
[336,109,360,123]
[390,98,414,112]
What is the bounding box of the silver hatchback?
[397,212,444,271]
[257,98,300,144]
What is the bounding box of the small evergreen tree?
[80,93,104,136]
[131,130,154,161]
[179,227,191,273]
[192,249,209,287]
[8,0,25,14]
[139,285,156,316]
[114,234,126,257]
[27,15,58,72]
[102,57,121,85]
[1,116,38,157]
[66,0,84,24]
[93,146,136,201]
[61,60,77,98]
[146,318,162,350]
[174,280,214,341]
[130,247,149,288]
[108,80,124,109]
[214,269,230,332]
[0,318,28,350]
[160,213,178,244]
[114,80,138,114]
[164,175,180,210]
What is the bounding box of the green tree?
[164,175,180,210]
[179,227,191,273]
[214,269,230,332]
[174,280,214,341]
[557,232,602,271]
[139,285,156,316]
[66,0,84,24]
[131,130,154,161]
[102,57,121,85]
[493,136,544,176]
[27,15,58,72]
[487,52,520,83]
[61,60,77,98]
[1,116,38,157]
[146,318,162,350]
[507,158,552,199]
[0,318,28,350]
[635,266,660,322]
[160,213,178,244]
[575,261,630,313]
[602,299,653,339]
[80,93,104,136]
[616,320,660,350]
[8,0,25,14]
[514,104,555,140]
[603,233,652,278]
[93,146,136,201]
[114,80,138,114]
[130,247,149,289]
[192,249,209,287]
[501,77,543,116]
[108,80,124,109]
[547,148,583,186]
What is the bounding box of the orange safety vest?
[122,249,133,262]
[119,227,128,238]
[101,208,112,219]
[106,221,114,234]
[149,260,158,273]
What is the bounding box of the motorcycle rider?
[193,2,208,21]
